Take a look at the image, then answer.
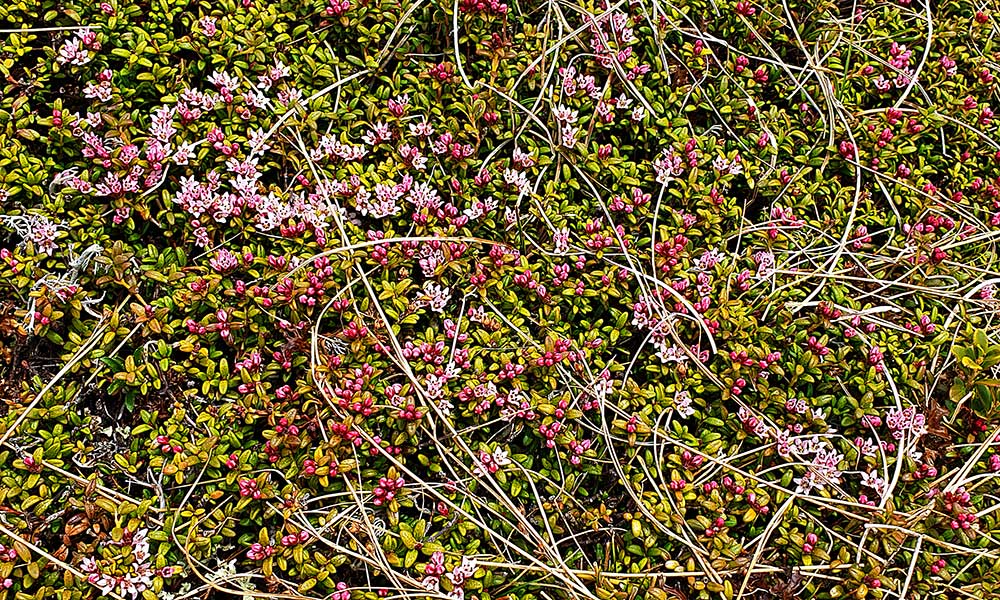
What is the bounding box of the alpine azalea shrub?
[3,0,1000,599]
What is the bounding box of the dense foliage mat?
[3,0,1000,598]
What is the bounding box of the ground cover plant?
[3,0,1000,598]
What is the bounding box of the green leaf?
[400,530,416,550]
[404,549,418,568]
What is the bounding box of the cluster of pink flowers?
[402,340,447,365]
[154,435,182,454]
[326,0,350,16]
[372,475,405,506]
[473,447,511,476]
[209,248,241,273]
[331,582,351,600]
[0,213,61,256]
[913,462,938,479]
[567,438,592,465]
[539,421,563,449]
[870,41,914,91]
[197,16,218,36]
[421,552,477,600]
[459,0,507,15]
[280,531,310,547]
[246,542,274,560]
[738,406,768,437]
[83,69,114,103]
[80,529,176,599]
[937,488,978,531]
[930,557,947,575]
[886,406,927,440]
[792,441,845,495]
[57,28,99,66]
[0,544,17,562]
[238,478,263,499]
[906,314,936,335]
[653,149,686,184]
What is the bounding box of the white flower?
[492,447,511,466]
[553,227,570,254]
[419,576,439,591]
[860,470,886,496]
[421,281,451,313]
[173,142,196,165]
[407,181,441,210]
[408,120,435,137]
[674,390,694,418]
[245,89,271,111]
[80,557,98,573]
[83,81,113,102]
[794,472,817,494]
[503,168,529,192]
[560,125,579,148]
[96,574,117,595]
[653,150,685,184]
[512,147,535,169]
[552,104,579,124]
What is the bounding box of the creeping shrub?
[3,0,1000,599]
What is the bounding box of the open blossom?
[940,55,957,76]
[408,120,435,137]
[198,16,218,36]
[653,150,685,184]
[399,143,428,170]
[512,147,535,169]
[57,29,98,66]
[0,214,61,256]
[503,168,530,193]
[674,390,694,417]
[886,407,926,440]
[362,121,393,145]
[173,141,197,165]
[472,447,512,476]
[552,104,579,124]
[407,180,441,210]
[446,556,478,587]
[560,125,580,148]
[276,86,303,107]
[207,70,239,102]
[861,470,886,497]
[794,445,845,494]
[245,88,271,111]
[83,77,113,102]
[553,227,570,254]
[417,281,452,312]
[79,528,166,599]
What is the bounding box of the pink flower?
[838,140,856,160]
[387,93,410,117]
[210,248,239,273]
[326,0,350,15]
[198,16,218,37]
